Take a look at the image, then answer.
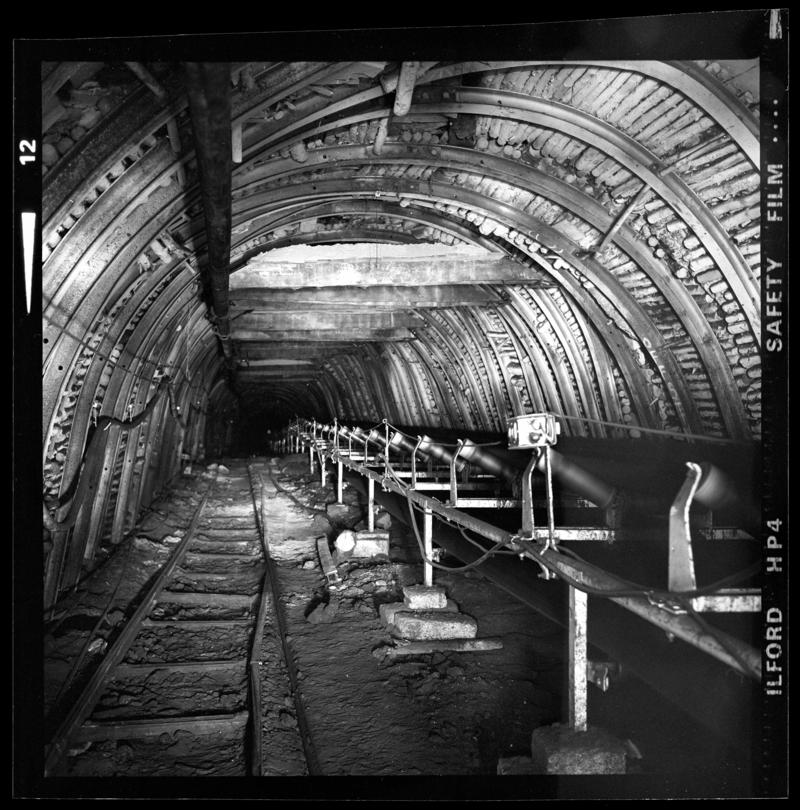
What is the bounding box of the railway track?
[44,461,313,778]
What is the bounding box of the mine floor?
[42,455,756,793]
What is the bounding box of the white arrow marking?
[22,212,36,315]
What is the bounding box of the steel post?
[568,585,589,732]
[520,452,539,535]
[544,445,555,550]
[423,507,434,587]
[367,476,375,531]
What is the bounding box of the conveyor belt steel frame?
[301,426,760,680]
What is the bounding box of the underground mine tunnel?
[31,42,772,796]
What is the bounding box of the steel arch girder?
[415,312,497,432]
[227,173,727,436]
[398,337,463,429]
[242,90,758,343]
[410,89,760,338]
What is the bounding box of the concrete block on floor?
[310,513,332,534]
[497,756,537,775]
[379,599,458,627]
[404,584,447,609]
[383,638,503,659]
[326,502,363,527]
[392,610,477,641]
[375,510,392,529]
[353,530,390,557]
[530,724,627,775]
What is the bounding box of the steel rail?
[503,289,657,434]
[226,146,735,426]
[240,59,757,173]
[108,306,212,545]
[352,348,402,426]
[45,331,218,608]
[42,265,197,469]
[253,466,323,775]
[245,465,270,776]
[44,474,217,777]
[364,344,421,424]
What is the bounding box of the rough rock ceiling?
[41,56,761,570]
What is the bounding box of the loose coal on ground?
[42,455,751,786]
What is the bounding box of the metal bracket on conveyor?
[316,537,341,589]
[587,660,622,693]
[668,462,760,614]
[508,413,561,577]
[410,436,423,489]
[668,461,703,599]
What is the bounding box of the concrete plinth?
[353,530,390,557]
[379,599,458,626]
[497,756,537,775]
[392,610,477,640]
[326,503,352,521]
[530,724,627,775]
[403,584,447,609]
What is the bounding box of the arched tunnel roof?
[42,55,761,475]
[30,18,776,607]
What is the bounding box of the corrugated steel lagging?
[41,58,761,605]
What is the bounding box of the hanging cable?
[44,377,174,528]
[550,411,741,445]
[43,302,215,408]
[41,269,204,379]
[404,493,509,571]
